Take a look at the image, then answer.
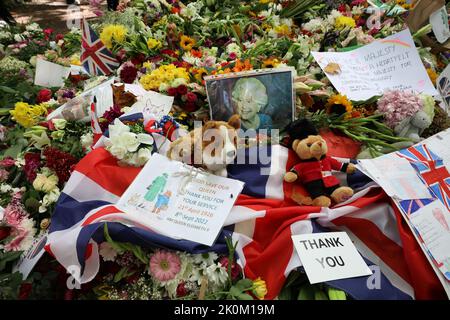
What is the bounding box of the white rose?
[137,148,152,166]
[109,144,127,159]
[29,56,37,67]
[120,132,140,152]
[137,133,154,145]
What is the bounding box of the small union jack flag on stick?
[80,19,119,76]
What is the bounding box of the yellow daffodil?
[10,102,48,128]
[147,38,161,50]
[335,16,356,30]
[180,35,196,51]
[100,24,128,49]
[252,277,267,300]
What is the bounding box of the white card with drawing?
[117,153,244,246]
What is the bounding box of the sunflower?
[262,57,280,68]
[326,94,353,117]
[194,67,208,83]
[180,35,196,51]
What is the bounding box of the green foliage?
[0,271,23,299]
[278,270,348,300]
[104,224,149,265]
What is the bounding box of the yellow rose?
[252,277,267,300]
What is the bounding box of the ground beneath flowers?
[10,0,102,33]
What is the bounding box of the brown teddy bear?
[167,115,241,176]
[284,119,356,207]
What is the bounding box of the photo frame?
[205,68,296,133]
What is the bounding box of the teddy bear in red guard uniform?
[284,119,356,207]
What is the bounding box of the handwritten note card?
[409,201,450,280]
[117,153,244,246]
[312,29,438,101]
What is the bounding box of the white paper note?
[312,29,438,101]
[292,232,372,284]
[34,58,71,88]
[409,201,450,280]
[430,6,450,44]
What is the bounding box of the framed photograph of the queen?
[205,68,295,132]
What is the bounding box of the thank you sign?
[292,232,372,284]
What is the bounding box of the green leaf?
[327,287,347,300]
[229,286,243,298]
[234,278,253,291]
[0,86,17,94]
[314,286,329,300]
[237,292,254,300]
[103,224,125,254]
[297,284,315,300]
[113,266,135,283]
[0,251,23,272]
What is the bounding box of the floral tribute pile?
[0,0,448,300]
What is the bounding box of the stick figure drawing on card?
[144,173,168,202]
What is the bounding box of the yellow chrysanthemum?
[147,38,161,50]
[326,94,353,117]
[259,0,273,3]
[180,35,196,51]
[139,64,190,91]
[335,16,356,30]
[10,102,48,128]
[100,24,128,49]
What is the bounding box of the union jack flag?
[397,145,450,211]
[80,19,119,76]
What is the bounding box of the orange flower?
[233,59,253,72]
[191,49,202,58]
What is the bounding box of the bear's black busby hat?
[284,119,318,147]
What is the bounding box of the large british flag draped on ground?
[80,19,119,76]
[45,144,446,300]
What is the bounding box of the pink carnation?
[0,169,9,182]
[377,90,423,128]
[0,157,15,168]
[149,250,181,282]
